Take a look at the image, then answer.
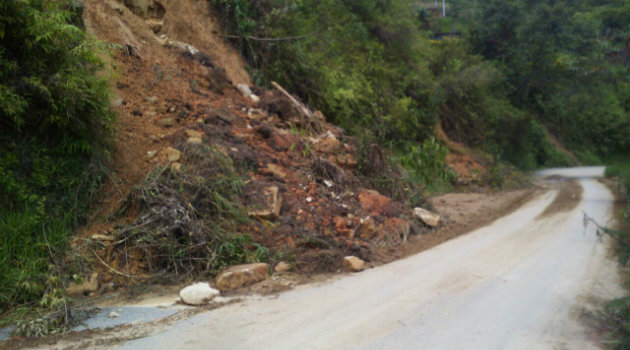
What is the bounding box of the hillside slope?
[72,0,530,294]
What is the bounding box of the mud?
[537,179,583,218]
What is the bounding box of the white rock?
[167,40,199,55]
[108,311,119,318]
[179,282,220,305]
[413,207,441,227]
[249,94,260,104]
[147,150,157,159]
[237,83,253,97]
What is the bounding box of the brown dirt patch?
[395,188,537,261]
[435,123,490,184]
[537,180,583,219]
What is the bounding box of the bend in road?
[110,166,622,350]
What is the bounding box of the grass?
[0,210,80,336]
[598,155,630,349]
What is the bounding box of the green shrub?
[397,138,454,193]
[0,0,113,313]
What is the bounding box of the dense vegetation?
[0,0,113,314]
[602,159,630,349]
[212,0,628,175]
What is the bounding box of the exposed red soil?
[69,0,535,296]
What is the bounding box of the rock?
[156,34,168,46]
[165,147,181,162]
[274,261,291,273]
[247,185,283,219]
[108,311,119,318]
[187,137,202,145]
[205,108,237,125]
[261,163,287,179]
[113,98,124,107]
[358,190,392,217]
[215,263,269,291]
[333,153,358,168]
[383,217,411,241]
[67,272,99,296]
[333,216,355,237]
[147,150,157,159]
[158,117,177,127]
[145,95,159,104]
[357,217,378,239]
[254,126,294,152]
[237,83,253,97]
[247,108,266,121]
[343,256,365,272]
[312,131,341,154]
[185,129,203,139]
[167,40,199,56]
[91,234,116,241]
[249,94,260,104]
[171,162,182,171]
[145,18,163,33]
[413,207,441,227]
[179,282,220,305]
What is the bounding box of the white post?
[442,0,446,17]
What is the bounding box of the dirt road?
[83,167,626,349]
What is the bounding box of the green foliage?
[212,234,269,272]
[465,0,630,161]
[212,0,604,181]
[601,297,630,350]
[0,0,113,313]
[398,138,454,193]
[599,157,630,349]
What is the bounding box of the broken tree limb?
[271,81,312,119]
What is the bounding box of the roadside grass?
[599,155,630,350]
[0,211,79,336]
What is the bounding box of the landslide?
[73,0,532,296]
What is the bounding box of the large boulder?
[179,282,220,305]
[216,263,269,291]
[414,207,441,227]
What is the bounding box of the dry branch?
[271,81,312,119]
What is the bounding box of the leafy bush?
[398,138,454,193]
[212,0,585,180]
[0,0,113,313]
